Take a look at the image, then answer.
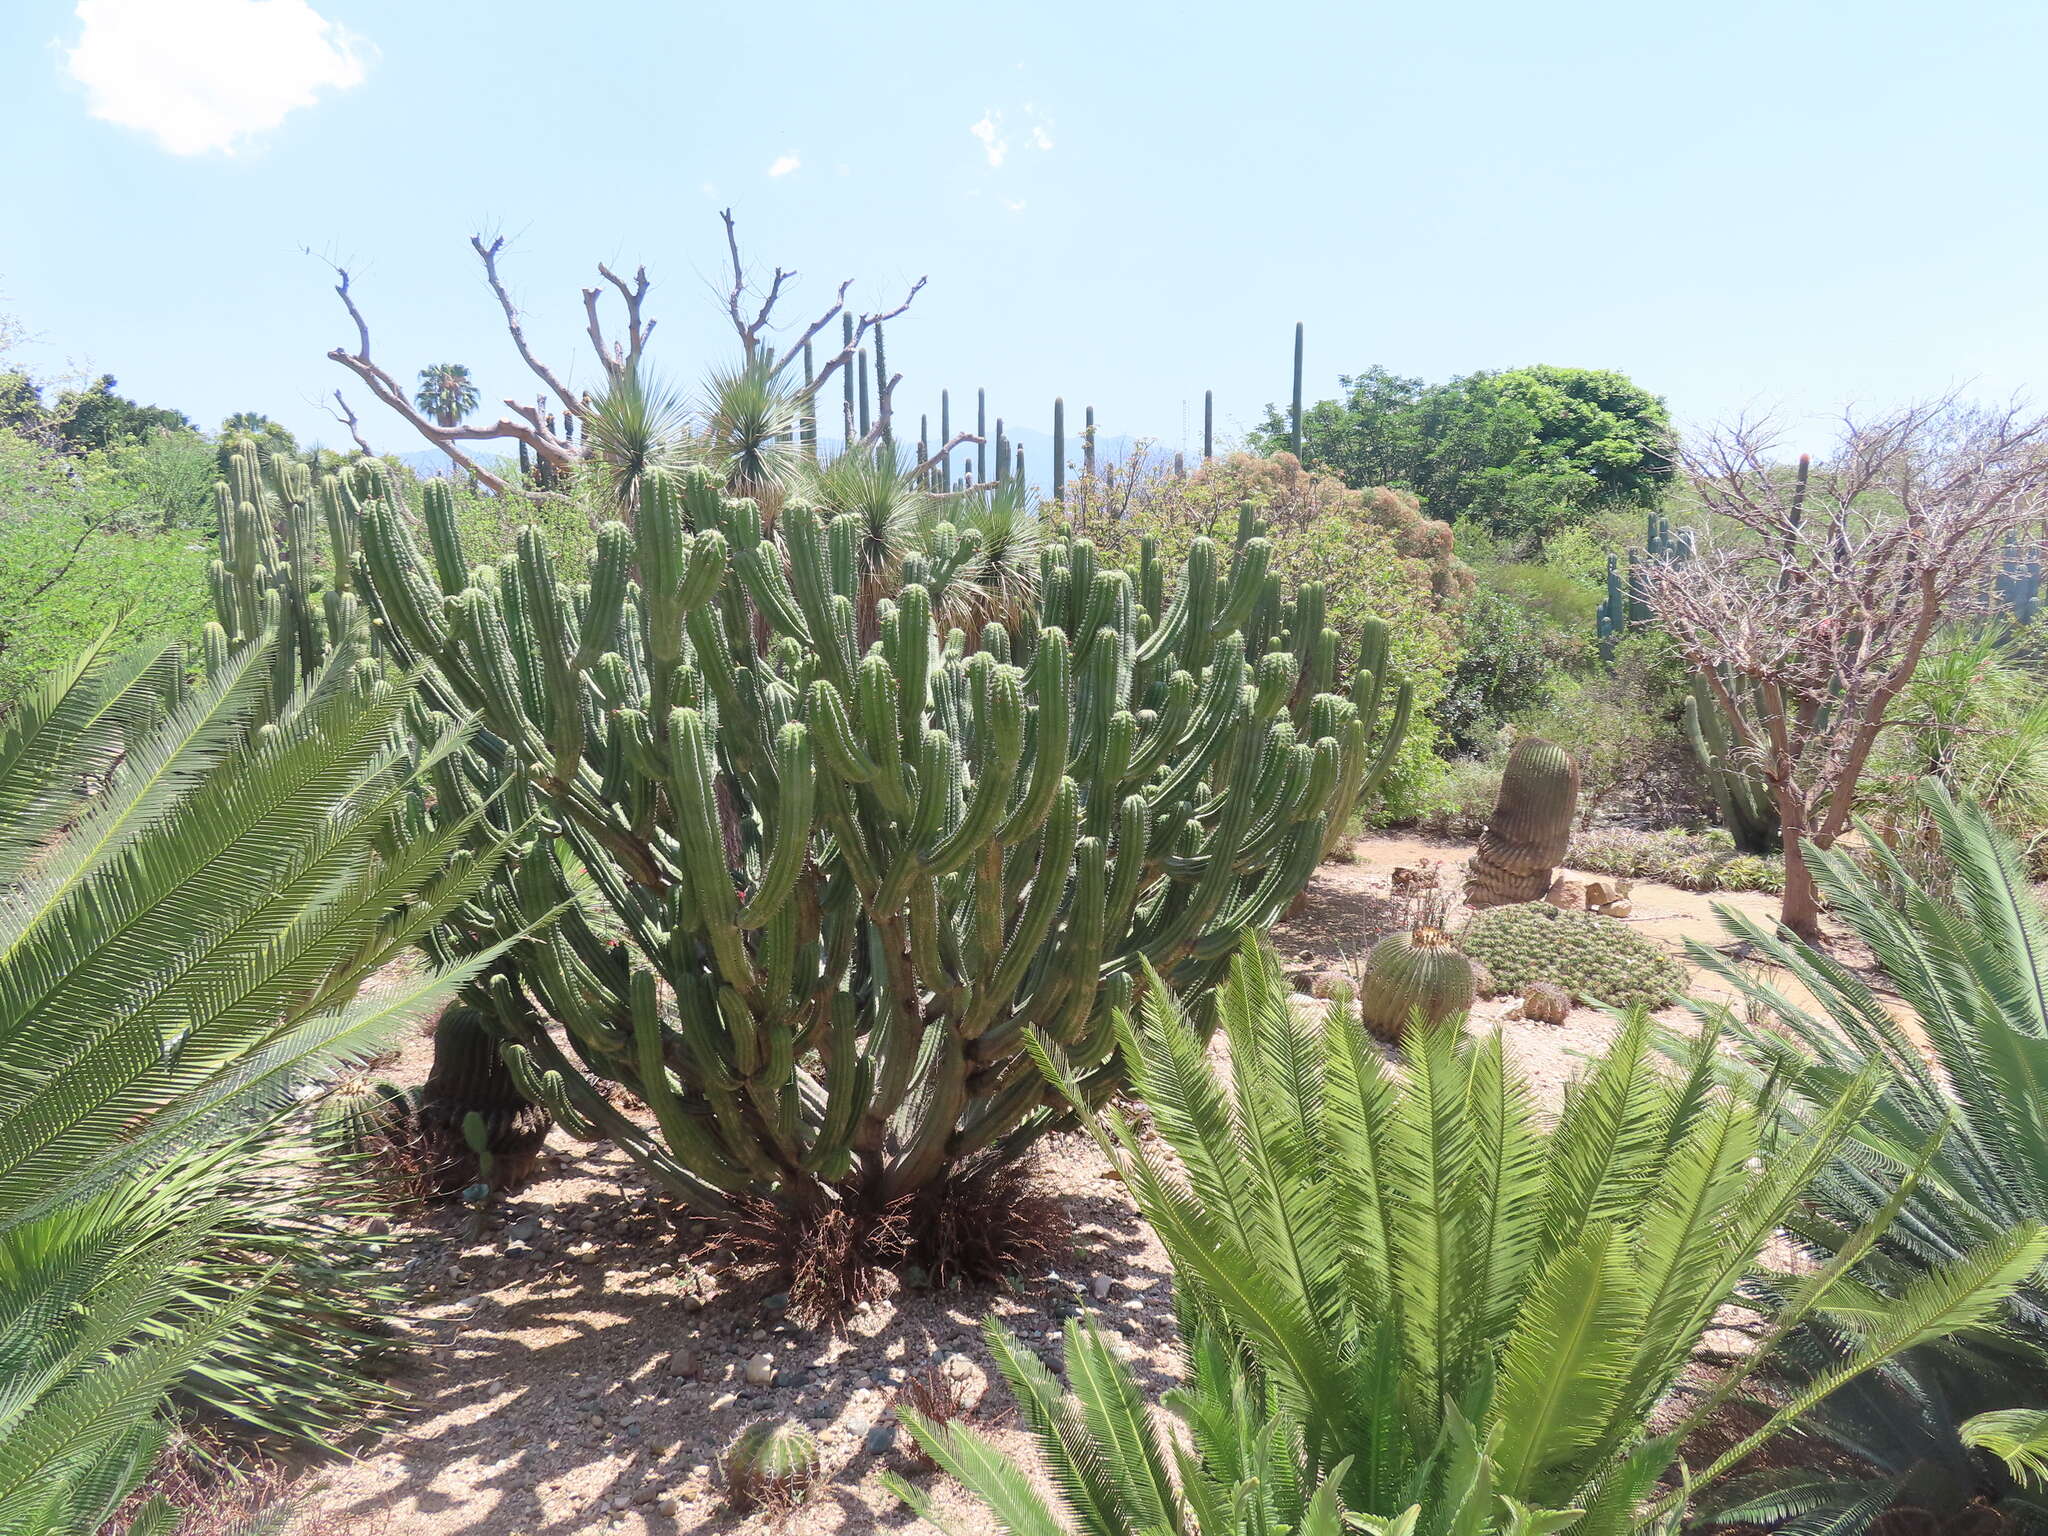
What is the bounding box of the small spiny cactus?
[723,1421,821,1511]
[1358,924,1475,1043]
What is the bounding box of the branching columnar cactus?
[1357,925,1474,1042]
[208,438,364,719]
[351,465,1409,1241]
[1684,674,1780,854]
[1465,736,1579,908]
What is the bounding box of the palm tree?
[0,627,516,1530]
[892,945,2043,1536]
[414,362,480,429]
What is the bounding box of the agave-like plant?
[891,943,2043,1536]
[1682,780,2048,1528]
[0,629,513,1533]
[699,356,807,506]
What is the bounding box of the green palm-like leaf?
[0,633,527,1532]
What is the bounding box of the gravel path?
[287,834,1805,1536]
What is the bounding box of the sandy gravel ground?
[286,834,1821,1536]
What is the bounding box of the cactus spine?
[1358,925,1475,1042]
[354,465,1411,1243]
[1465,737,1580,908]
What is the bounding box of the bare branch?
[471,233,583,415]
[911,431,983,481]
[324,389,375,457]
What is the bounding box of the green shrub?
[1079,450,1457,816]
[889,944,2033,1536]
[1433,585,1558,752]
[1566,827,1786,895]
[1458,900,1687,1009]
[0,425,213,705]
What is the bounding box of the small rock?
[864,1420,899,1456]
[669,1348,699,1379]
[745,1352,777,1387]
[1091,1274,1113,1300]
[1602,898,1635,918]
[708,1392,737,1412]
[365,1216,392,1237]
[1544,877,1584,910]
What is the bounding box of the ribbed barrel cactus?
[1465,736,1579,908]
[1357,924,1475,1042]
[351,465,1409,1263]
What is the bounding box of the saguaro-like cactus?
[354,465,1409,1255]
[1685,674,1779,854]
[1465,736,1579,908]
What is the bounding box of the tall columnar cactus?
[1052,397,1065,505]
[1997,536,2044,624]
[1203,388,1214,460]
[1357,924,1474,1042]
[353,466,1410,1245]
[1596,510,1694,663]
[1465,736,1579,908]
[208,438,364,716]
[1595,551,1627,664]
[1685,672,1780,854]
[1289,322,1304,460]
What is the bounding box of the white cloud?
[767,153,801,178]
[1004,198,1027,213]
[66,0,367,156]
[1030,124,1053,151]
[969,112,1008,168]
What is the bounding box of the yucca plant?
[0,628,514,1534]
[890,944,2043,1536]
[1680,780,2048,1529]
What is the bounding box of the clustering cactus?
[1684,674,1780,854]
[1595,509,1694,664]
[723,1421,821,1511]
[1465,737,1580,908]
[1519,979,1571,1025]
[352,465,1408,1249]
[1357,924,1474,1042]
[208,437,364,718]
[1458,901,1686,1012]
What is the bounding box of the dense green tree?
[1256,363,1674,546]
[0,372,192,455]
[218,409,298,463]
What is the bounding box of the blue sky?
[4,0,2046,464]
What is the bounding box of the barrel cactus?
[1357,924,1475,1042]
[1465,736,1579,908]
[351,464,1409,1276]
[723,1421,821,1511]
[310,1077,413,1160]
[1457,902,1685,1012]
[416,1004,551,1191]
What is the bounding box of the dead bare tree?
[317,213,968,497]
[1647,398,2048,942]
